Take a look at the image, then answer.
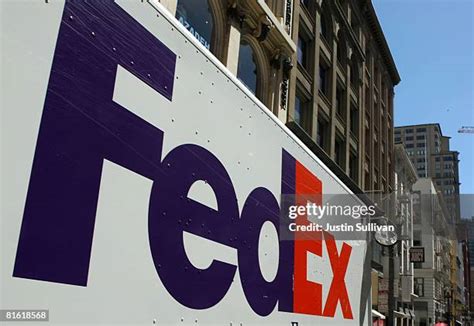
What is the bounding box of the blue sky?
[372,0,474,216]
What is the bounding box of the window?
[294,88,312,134]
[336,83,346,119]
[406,144,414,148]
[318,58,330,97]
[317,113,330,152]
[395,137,401,143]
[300,0,311,8]
[405,136,414,141]
[417,143,425,148]
[176,0,214,51]
[405,128,413,133]
[435,157,441,162]
[297,30,311,71]
[414,278,424,296]
[416,135,425,140]
[350,102,358,136]
[237,40,258,95]
[334,134,345,168]
[416,127,427,132]
[350,60,359,88]
[320,9,331,43]
[337,34,346,66]
[349,152,358,182]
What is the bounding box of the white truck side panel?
[1,1,369,324]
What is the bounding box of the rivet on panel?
[69,15,74,20]
[91,31,96,37]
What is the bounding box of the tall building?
[394,123,461,222]
[158,0,400,193]
[289,0,400,193]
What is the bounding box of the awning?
[372,309,386,319]
[394,310,408,318]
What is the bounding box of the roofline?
[364,0,401,85]
[395,123,444,136]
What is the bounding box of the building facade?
[158,0,400,193]
[393,144,418,325]
[412,178,454,325]
[394,123,461,222]
[290,0,400,193]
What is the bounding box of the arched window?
[176,0,214,51]
[237,40,259,95]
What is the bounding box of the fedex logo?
[13,0,353,320]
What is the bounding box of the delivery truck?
[1,0,372,324]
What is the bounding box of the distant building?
[393,144,418,325]
[412,178,453,326]
[464,217,474,319]
[394,123,461,222]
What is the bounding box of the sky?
[372,0,474,217]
